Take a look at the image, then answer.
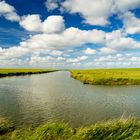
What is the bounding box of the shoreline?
[0,69,57,78]
[70,68,140,85]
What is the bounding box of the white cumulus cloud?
[43,16,65,33]
[20,15,42,32]
[0,0,20,21]
[121,12,140,34]
[20,15,65,33]
[60,0,140,26]
[19,27,105,50]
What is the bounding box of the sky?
[0,0,140,68]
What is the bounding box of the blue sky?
[0,0,140,68]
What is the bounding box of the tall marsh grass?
[1,117,140,140]
[0,68,57,78]
[71,68,140,85]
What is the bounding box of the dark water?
[0,71,140,128]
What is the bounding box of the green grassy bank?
[1,117,140,140]
[0,69,57,78]
[70,68,140,85]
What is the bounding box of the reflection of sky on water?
[0,71,140,128]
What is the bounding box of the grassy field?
[70,68,140,85]
[0,68,57,78]
[1,117,140,140]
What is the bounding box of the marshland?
[1,117,140,140]
[1,69,140,139]
[71,68,140,85]
[0,69,57,78]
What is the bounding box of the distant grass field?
[0,68,57,78]
[70,68,140,85]
[1,117,140,140]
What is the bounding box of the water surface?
[0,71,140,128]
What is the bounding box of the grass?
[1,117,140,140]
[0,68,57,78]
[70,68,140,85]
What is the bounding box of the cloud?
[1,0,140,68]
[0,1,65,34]
[100,29,140,53]
[112,0,140,12]
[29,55,54,64]
[18,2,140,56]
[0,0,140,68]
[84,48,96,55]
[84,53,140,68]
[121,12,140,34]
[57,56,66,61]
[0,0,20,21]
[106,37,140,51]
[43,16,65,33]
[19,27,105,50]
[94,54,140,65]
[20,15,42,32]
[50,50,63,56]
[67,56,88,63]
[60,0,140,26]
[100,47,116,54]
[20,15,65,33]
[1,47,140,68]
[62,0,112,26]
[45,0,58,11]
[1,26,140,67]
[0,46,29,59]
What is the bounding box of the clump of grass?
[1,117,140,140]
[0,117,15,140]
[70,68,140,85]
[74,118,140,140]
[30,122,72,140]
[0,117,14,134]
[11,128,34,140]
